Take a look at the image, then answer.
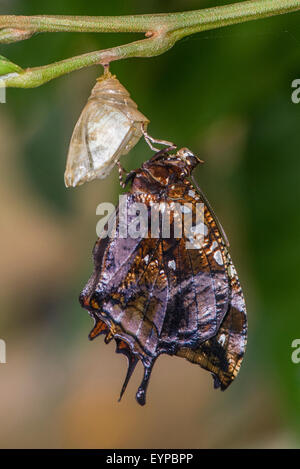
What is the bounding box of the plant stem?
[0,35,176,88]
[1,1,300,35]
[1,0,300,88]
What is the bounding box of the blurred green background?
[1,0,300,449]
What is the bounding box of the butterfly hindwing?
[176,253,247,390]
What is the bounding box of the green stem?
[171,0,300,39]
[1,35,176,88]
[1,0,300,88]
[1,1,300,35]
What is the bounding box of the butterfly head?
[176,147,204,174]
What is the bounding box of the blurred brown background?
[1,0,300,449]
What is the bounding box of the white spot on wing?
[213,250,223,266]
[218,333,226,346]
[168,260,176,270]
[144,255,149,264]
[228,264,236,279]
[186,236,202,249]
[211,241,218,251]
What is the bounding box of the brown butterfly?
[80,147,247,405]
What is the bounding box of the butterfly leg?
[142,123,174,152]
[116,161,130,188]
[148,145,177,163]
[116,161,136,188]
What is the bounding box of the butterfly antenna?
[191,175,230,248]
[119,356,139,402]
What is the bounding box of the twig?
[1,0,300,88]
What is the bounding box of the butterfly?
[80,146,247,405]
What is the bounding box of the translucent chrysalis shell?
[64,72,149,187]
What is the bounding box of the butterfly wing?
[157,180,231,352]
[176,254,247,389]
[80,190,169,404]
[80,171,247,404]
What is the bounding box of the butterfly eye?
[64,71,149,187]
[177,147,204,166]
[177,147,194,159]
